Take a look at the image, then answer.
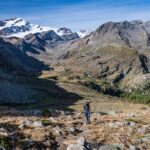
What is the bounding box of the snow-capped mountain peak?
[57,27,73,36]
[0,17,57,38]
[77,29,93,38]
[0,18,92,38]
[0,18,26,29]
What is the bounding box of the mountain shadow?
[0,37,82,113]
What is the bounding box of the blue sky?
[0,0,150,30]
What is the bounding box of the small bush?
[121,93,150,104]
[85,81,101,92]
[42,109,51,117]
[0,137,10,149]
[41,119,52,126]
[126,118,147,125]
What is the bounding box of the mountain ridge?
[56,20,150,94]
[0,17,92,38]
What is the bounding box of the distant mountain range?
[0,18,93,52]
[0,17,92,38]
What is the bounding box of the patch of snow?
[0,18,25,30]
[77,29,92,38]
[7,24,57,38]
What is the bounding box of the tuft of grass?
[41,119,52,127]
[42,109,51,117]
[0,137,10,149]
[121,93,150,104]
[137,135,146,139]
[126,118,147,125]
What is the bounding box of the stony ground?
[0,102,149,150]
[0,71,149,150]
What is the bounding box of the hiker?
[83,102,91,125]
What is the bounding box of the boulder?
[18,124,25,130]
[66,137,89,150]
[69,127,76,134]
[0,146,6,150]
[99,144,122,150]
[126,122,136,127]
[108,122,124,128]
[0,128,8,136]
[139,135,150,144]
[137,128,146,135]
[128,146,140,150]
[32,121,43,127]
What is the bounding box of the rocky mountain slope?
[0,18,88,56]
[0,37,49,76]
[57,20,150,94]
[0,37,50,104]
[22,30,79,50]
[0,37,81,104]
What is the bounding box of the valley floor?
[0,69,149,149]
[0,75,150,149]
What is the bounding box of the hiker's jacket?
[84,103,90,113]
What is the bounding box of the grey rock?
[44,140,53,146]
[99,144,122,150]
[137,128,146,135]
[139,136,150,144]
[127,122,136,127]
[18,124,26,129]
[49,117,56,122]
[77,137,85,146]
[0,146,6,150]
[0,127,8,136]
[66,137,87,150]
[65,111,72,115]
[0,127,7,133]
[69,127,76,133]
[23,120,33,126]
[108,122,124,128]
[66,144,86,150]
[32,121,43,127]
[126,113,136,118]
[128,146,140,150]
[53,126,62,136]
[99,110,118,116]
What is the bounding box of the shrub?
[42,109,51,117]
[0,137,10,149]
[126,118,147,125]
[41,119,52,126]
[121,93,150,104]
